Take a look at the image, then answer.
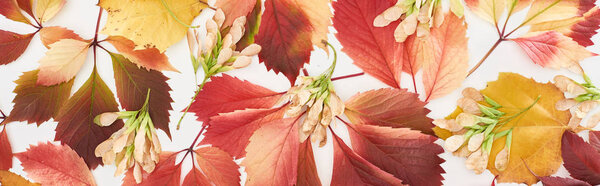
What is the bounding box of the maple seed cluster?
[554,74,600,129]
[94,90,161,184]
[373,0,444,42]
[187,9,261,77]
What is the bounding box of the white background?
[1,0,599,185]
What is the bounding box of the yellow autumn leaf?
[35,0,66,23]
[37,39,91,86]
[464,0,505,24]
[0,170,40,186]
[99,0,208,52]
[523,0,592,25]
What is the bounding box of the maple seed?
[495,147,509,171]
[373,0,445,42]
[94,112,119,126]
[456,113,496,127]
[433,119,463,132]
[444,135,464,152]
[457,97,481,115]
[468,133,485,152]
[462,87,484,101]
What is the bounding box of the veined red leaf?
[15,142,96,186]
[331,131,405,186]
[106,36,177,72]
[333,0,403,88]
[524,0,595,25]
[348,124,445,185]
[344,88,434,135]
[194,147,241,186]
[5,70,73,125]
[123,152,181,186]
[561,131,600,185]
[242,116,301,185]
[0,170,40,186]
[0,30,34,65]
[39,26,87,48]
[182,166,211,186]
[422,13,469,101]
[37,39,91,86]
[539,176,592,186]
[589,131,600,151]
[297,140,321,186]
[0,128,11,170]
[201,107,285,158]
[54,69,123,169]
[0,0,31,24]
[215,0,256,28]
[110,52,173,138]
[529,7,600,47]
[188,74,283,125]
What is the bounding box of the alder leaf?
[99,0,208,52]
[54,69,123,169]
[106,36,177,72]
[333,0,404,88]
[15,142,96,186]
[37,39,91,86]
[344,88,434,135]
[39,26,87,48]
[215,0,256,28]
[529,7,600,47]
[589,131,600,151]
[0,0,31,24]
[464,0,505,24]
[194,147,241,186]
[188,74,283,125]
[123,152,181,186]
[241,116,301,185]
[0,128,11,170]
[110,52,173,138]
[331,131,405,185]
[0,170,40,186]
[201,107,286,158]
[297,140,321,186]
[0,30,34,65]
[561,131,600,185]
[5,70,73,125]
[347,124,445,185]
[422,13,469,101]
[34,0,65,23]
[523,0,595,26]
[511,31,597,74]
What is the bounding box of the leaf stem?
[467,38,503,77]
[331,72,365,81]
[176,75,210,129]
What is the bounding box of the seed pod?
[574,100,599,118]
[556,98,578,111]
[373,5,402,27]
[394,13,417,42]
[206,19,219,35]
[241,44,262,56]
[94,112,120,126]
[134,163,142,183]
[311,124,328,147]
[232,56,252,69]
[456,113,477,127]
[495,147,509,171]
[222,34,233,49]
[320,104,333,127]
[466,149,488,174]
[328,92,345,116]
[214,9,225,28]
[554,75,587,95]
[217,48,233,65]
[457,97,481,115]
[468,133,484,152]
[444,135,464,152]
[204,33,216,53]
[462,87,484,101]
[432,119,463,132]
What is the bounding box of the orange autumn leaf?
[16,0,34,19]
[0,0,31,24]
[0,128,11,171]
[34,0,65,23]
[194,147,241,186]
[0,30,34,65]
[511,31,597,74]
[0,170,39,186]
[123,152,181,186]
[403,35,431,83]
[39,26,88,48]
[37,39,91,86]
[297,140,321,186]
[529,7,600,47]
[106,36,177,72]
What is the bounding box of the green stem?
[324,42,338,79]
[177,75,211,129]
[492,95,541,132]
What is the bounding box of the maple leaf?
[193,147,241,185]
[188,74,283,124]
[15,142,96,186]
[123,152,181,186]
[344,88,434,135]
[54,69,123,169]
[215,0,256,28]
[106,36,177,72]
[0,170,40,186]
[297,140,321,186]
[511,31,597,74]
[37,39,91,86]
[39,26,87,48]
[0,0,31,24]
[330,131,405,185]
[332,0,404,88]
[110,52,173,138]
[561,131,600,185]
[99,0,208,52]
[0,30,34,65]
[347,124,445,185]
[0,128,11,170]
[201,107,286,158]
[5,70,73,125]
[242,116,301,185]
[529,7,600,47]
[464,0,505,24]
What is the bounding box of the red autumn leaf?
[403,35,428,88]
[0,128,12,170]
[15,142,96,185]
[54,69,123,169]
[297,139,321,186]
[5,70,74,125]
[344,88,434,135]
[538,176,592,186]
[189,74,283,125]
[333,0,403,88]
[235,0,261,49]
[39,26,88,48]
[215,0,256,28]
[110,52,173,138]
[200,107,285,158]
[106,36,177,72]
[530,7,600,47]
[241,116,301,185]
[0,30,34,65]
[561,131,600,185]
[0,0,31,24]
[331,131,405,186]
[16,0,33,18]
[347,124,445,185]
[255,0,314,84]
[589,131,600,151]
[182,166,211,186]
[123,152,181,186]
[194,147,241,186]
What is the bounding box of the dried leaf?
[0,0,31,24]
[182,166,211,186]
[194,147,241,186]
[106,36,177,72]
[561,131,600,185]
[0,30,34,65]
[529,7,600,47]
[0,170,40,186]
[123,152,181,186]
[297,140,321,186]
[39,26,87,48]
[464,0,505,24]
[524,0,595,25]
[589,131,600,151]
[215,0,256,28]
[34,0,65,23]
[235,0,261,49]
[37,39,91,86]
[0,129,11,170]
[539,176,592,186]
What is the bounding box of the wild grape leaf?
[106,36,177,72]
[561,131,600,185]
[347,124,445,185]
[538,176,592,186]
[188,74,283,125]
[215,0,256,28]
[235,0,261,49]
[0,0,31,24]
[0,128,11,170]
[0,170,39,186]
[242,116,301,185]
[200,107,286,158]
[34,0,65,23]
[5,70,73,125]
[39,26,87,48]
[344,88,434,135]
[37,39,91,86]
[529,7,600,47]
[110,52,173,138]
[0,30,34,65]
[99,0,208,52]
[54,69,123,169]
[296,0,332,50]
[403,35,430,85]
[194,147,241,186]
[182,166,211,186]
[464,0,505,24]
[589,131,600,151]
[333,0,403,88]
[123,152,181,186]
[511,31,597,74]
[15,142,96,185]
[523,0,595,26]
[297,140,321,186]
[331,132,405,186]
